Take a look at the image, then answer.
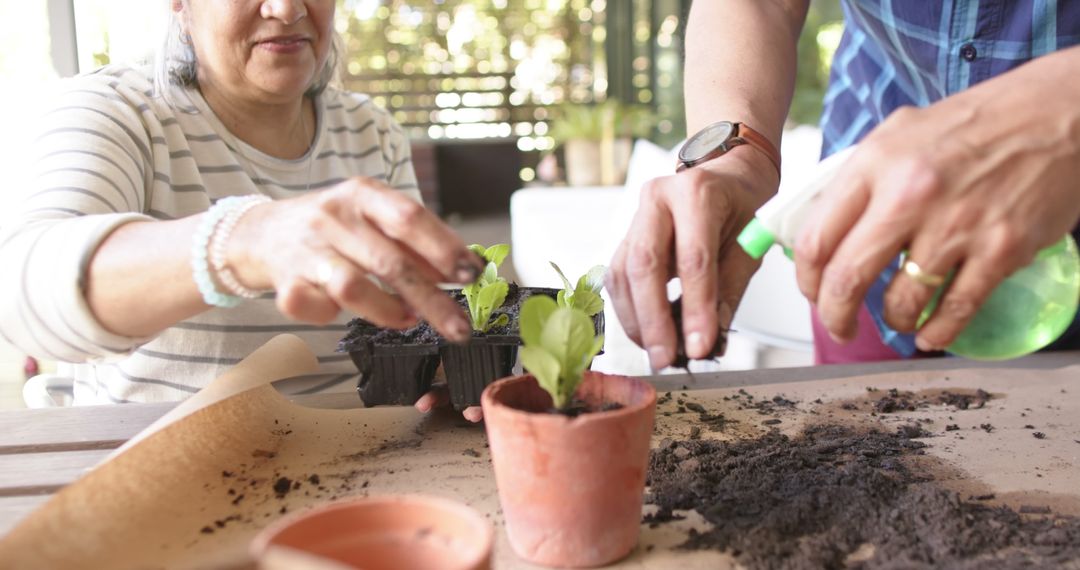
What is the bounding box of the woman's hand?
[228,177,484,341]
[795,46,1080,351]
[606,147,778,370]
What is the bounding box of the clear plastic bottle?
[737,147,1080,360]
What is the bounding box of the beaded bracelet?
[191,195,267,308]
[210,195,272,299]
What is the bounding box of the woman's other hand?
[795,46,1080,351]
[413,385,483,423]
[228,177,485,343]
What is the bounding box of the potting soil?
[646,423,1080,569]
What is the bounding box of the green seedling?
[549,262,606,316]
[463,243,511,332]
[519,295,605,409]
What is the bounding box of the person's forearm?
[685,0,808,149]
[86,217,211,337]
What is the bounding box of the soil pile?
[646,424,1080,569]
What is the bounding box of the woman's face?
[177,0,335,104]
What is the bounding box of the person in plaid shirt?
[608,1,1080,368]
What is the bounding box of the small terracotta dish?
[250,495,493,570]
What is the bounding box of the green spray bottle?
[736,147,1080,360]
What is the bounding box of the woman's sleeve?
[0,80,157,362]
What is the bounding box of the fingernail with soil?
[648,345,670,371]
[454,257,483,284]
[915,336,938,352]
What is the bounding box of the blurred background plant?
[548,100,654,144]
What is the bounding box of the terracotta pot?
[250,495,493,570]
[481,372,656,567]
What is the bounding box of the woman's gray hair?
[153,7,343,108]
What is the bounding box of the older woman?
[0,0,484,416]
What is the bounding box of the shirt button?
[960,43,978,62]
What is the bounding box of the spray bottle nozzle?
[737,218,776,260]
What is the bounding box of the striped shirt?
[821,0,1080,157]
[0,65,420,405]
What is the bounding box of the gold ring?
[900,257,946,287]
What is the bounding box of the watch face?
[681,121,735,162]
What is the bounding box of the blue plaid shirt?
[821,0,1080,157]
[819,0,1080,353]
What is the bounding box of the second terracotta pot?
[249,495,493,570]
[481,372,656,568]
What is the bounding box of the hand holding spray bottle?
[736,146,1080,360]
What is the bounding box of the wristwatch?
[676,121,781,177]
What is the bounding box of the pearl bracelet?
[190,195,269,308]
[210,195,272,299]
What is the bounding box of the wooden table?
[2,352,1078,562]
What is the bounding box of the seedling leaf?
[521,295,557,346]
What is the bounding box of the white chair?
[23,372,74,408]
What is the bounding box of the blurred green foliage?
[548,100,655,143]
[790,1,845,126]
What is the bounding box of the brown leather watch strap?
[733,122,781,177]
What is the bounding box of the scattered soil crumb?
[940,389,992,410]
[273,477,292,497]
[462,448,481,458]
